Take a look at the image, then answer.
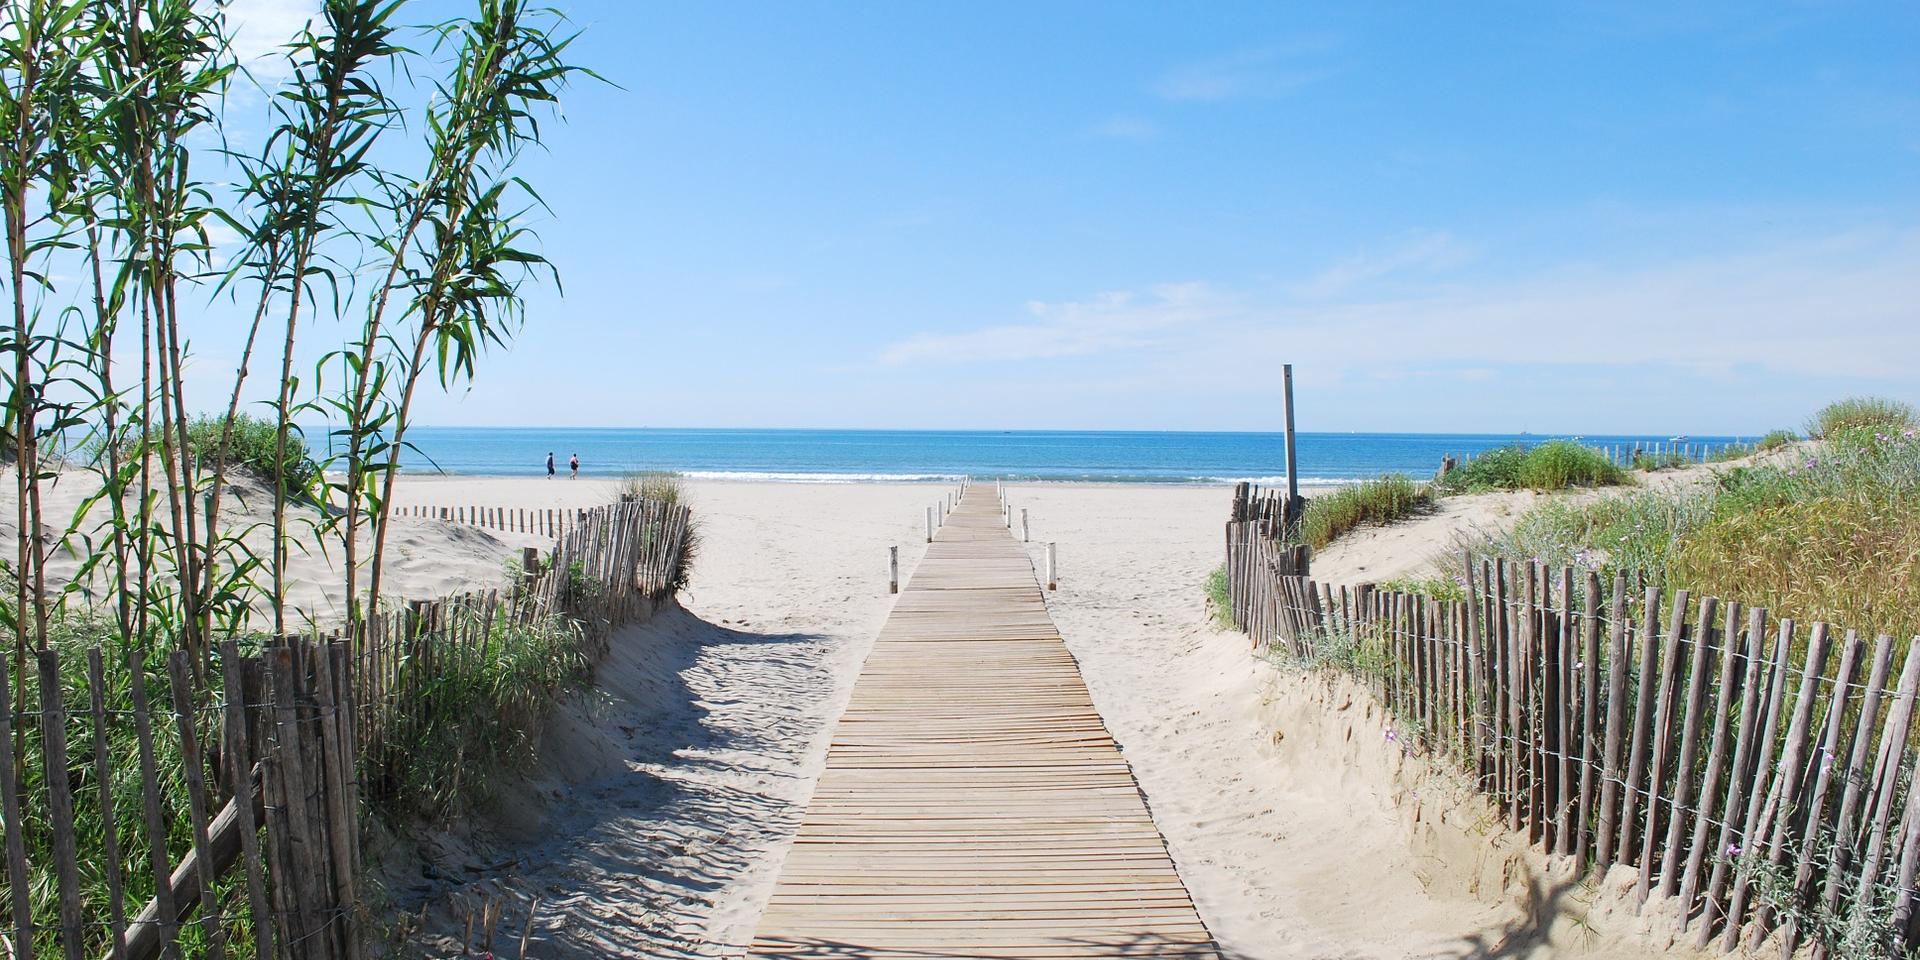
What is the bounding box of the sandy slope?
[390,482,941,957]
[0,468,541,626]
[11,464,1724,956]
[1308,453,1786,586]
[1007,483,1685,959]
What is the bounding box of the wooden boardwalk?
[747,489,1220,959]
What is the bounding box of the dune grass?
[1806,396,1918,440]
[1436,440,1625,494]
[620,470,700,590]
[1297,474,1430,550]
[377,607,592,820]
[1206,565,1236,629]
[1449,421,1920,639]
[187,413,323,498]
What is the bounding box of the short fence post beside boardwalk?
[889,546,900,594]
[1217,498,1920,956]
[927,507,935,543]
[1046,542,1057,591]
[1021,508,1029,542]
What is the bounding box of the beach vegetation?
[1631,449,1691,472]
[1376,575,1467,605]
[1298,473,1431,550]
[185,413,323,499]
[1449,415,1920,638]
[375,606,591,820]
[1206,565,1236,629]
[1757,429,1797,451]
[1436,440,1625,494]
[0,0,590,950]
[620,471,700,589]
[1806,396,1917,440]
[621,469,686,505]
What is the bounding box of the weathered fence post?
[1046,542,1057,591]
[889,546,899,595]
[927,506,934,543]
[1021,508,1029,542]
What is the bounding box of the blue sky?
[209,1,1919,434]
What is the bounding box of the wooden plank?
[221,642,274,960]
[1694,606,1769,944]
[747,490,1219,957]
[1657,596,1716,899]
[1575,571,1600,869]
[1817,634,1895,938]
[87,649,131,956]
[0,651,28,960]
[165,651,228,959]
[1637,589,1689,905]
[1744,622,1832,948]
[1617,585,1661,873]
[1596,573,1629,869]
[1719,618,1798,951]
[128,650,181,957]
[1678,601,1741,927]
[35,649,85,960]
[1780,629,1861,955]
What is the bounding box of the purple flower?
[1574,660,1585,671]
[1384,728,1398,743]
[1803,457,1820,469]
[1727,843,1742,857]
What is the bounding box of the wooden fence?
[1225,528,1920,954]
[1229,481,1301,539]
[1443,439,1761,474]
[0,496,693,959]
[392,503,584,538]
[1,638,361,960]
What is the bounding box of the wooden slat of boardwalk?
[747,489,1220,959]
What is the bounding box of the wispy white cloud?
[218,0,321,81]
[878,282,1226,366]
[878,228,1920,384]
[1088,114,1158,141]
[1153,40,1338,103]
[1292,229,1478,299]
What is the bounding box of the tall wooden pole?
[1283,363,1301,521]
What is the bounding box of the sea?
[385,427,1752,486]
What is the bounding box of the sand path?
[396,483,938,957]
[397,479,1673,959]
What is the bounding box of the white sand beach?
[364,476,1687,958]
[4,467,1701,956]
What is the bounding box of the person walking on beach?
[546,451,556,478]
[569,453,580,479]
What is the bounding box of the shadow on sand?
[398,603,836,959]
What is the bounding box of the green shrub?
[620,469,686,506]
[186,412,322,498]
[1438,441,1624,494]
[1756,429,1796,451]
[1436,445,1527,493]
[1516,440,1626,490]
[380,608,590,820]
[620,471,699,589]
[1298,474,1429,550]
[1377,575,1467,604]
[1632,449,1689,471]
[1807,396,1917,440]
[1205,564,1235,629]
